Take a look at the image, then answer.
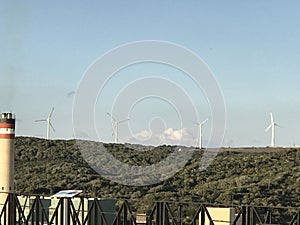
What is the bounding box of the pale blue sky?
[1,0,300,147]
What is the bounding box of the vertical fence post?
[36,196,41,225]
[162,202,165,225]
[179,204,182,225]
[156,202,160,225]
[123,201,127,225]
[82,197,85,225]
[95,199,98,225]
[241,206,247,225]
[247,206,254,225]
[161,202,164,225]
[200,205,205,225]
[60,198,64,225]
[163,202,169,225]
[246,206,251,225]
[8,193,15,225]
[264,210,271,224]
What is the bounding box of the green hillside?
[14,137,300,211]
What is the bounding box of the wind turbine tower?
[265,112,279,147]
[35,107,55,140]
[195,118,208,149]
[107,112,129,143]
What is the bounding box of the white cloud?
[134,130,152,139]
[161,128,190,141]
[124,129,160,146]
[125,127,196,147]
[160,128,195,146]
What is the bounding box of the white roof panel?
[51,190,82,198]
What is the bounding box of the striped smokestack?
[0,112,15,225]
[0,113,15,196]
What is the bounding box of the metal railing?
[0,193,299,225]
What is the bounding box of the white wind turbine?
[35,107,55,140]
[107,112,129,143]
[265,112,279,147]
[194,118,208,149]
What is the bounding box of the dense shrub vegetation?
[14,137,300,211]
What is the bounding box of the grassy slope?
[14,137,300,212]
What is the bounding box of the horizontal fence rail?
[0,193,299,225]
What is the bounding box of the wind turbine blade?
[50,122,55,132]
[67,91,76,97]
[201,118,208,125]
[49,107,55,118]
[189,119,200,125]
[107,112,117,132]
[265,124,272,132]
[270,112,274,123]
[119,118,130,124]
[106,112,116,121]
[35,119,46,122]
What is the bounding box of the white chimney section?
[0,112,15,205]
